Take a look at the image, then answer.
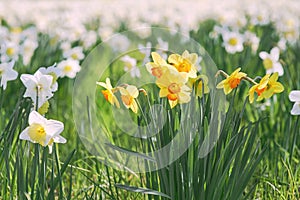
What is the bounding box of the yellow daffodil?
[96,78,120,108]
[168,50,198,79]
[249,73,284,103]
[216,68,247,94]
[119,85,139,113]
[146,52,170,78]
[156,67,191,108]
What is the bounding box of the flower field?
[0,0,299,199]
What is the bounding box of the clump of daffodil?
[19,111,66,153]
[156,67,191,108]
[216,68,247,94]
[249,72,284,103]
[119,85,139,113]
[96,78,120,108]
[168,50,198,79]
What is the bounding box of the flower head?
[119,85,139,113]
[216,68,247,94]
[249,73,284,103]
[21,70,54,109]
[156,67,191,108]
[63,46,85,61]
[57,59,81,79]
[96,78,120,108]
[0,60,18,90]
[222,31,244,54]
[289,90,300,115]
[168,50,198,79]
[19,111,66,153]
[38,64,62,92]
[146,52,171,78]
[259,47,284,76]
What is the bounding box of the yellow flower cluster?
[146,50,209,108]
[216,68,284,103]
[97,50,210,111]
[97,50,284,113]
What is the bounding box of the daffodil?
[0,60,18,90]
[249,73,284,103]
[216,68,247,94]
[38,64,62,92]
[57,59,81,79]
[96,78,120,108]
[0,41,19,62]
[289,90,300,115]
[19,111,66,153]
[156,67,191,108]
[168,50,198,79]
[20,71,54,109]
[121,55,140,78]
[63,46,85,61]
[119,85,139,113]
[146,52,170,78]
[221,31,244,54]
[259,47,284,76]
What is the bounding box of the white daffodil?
[20,71,53,109]
[19,111,66,153]
[0,41,19,62]
[121,55,140,78]
[222,31,244,54]
[57,59,81,78]
[259,47,284,76]
[289,90,300,115]
[63,46,85,61]
[0,61,18,90]
[38,64,62,92]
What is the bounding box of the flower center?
[229,78,241,89]
[228,37,238,46]
[151,67,163,78]
[6,47,15,56]
[28,123,46,146]
[121,95,133,106]
[263,58,273,69]
[175,59,191,73]
[71,53,78,60]
[101,90,111,101]
[255,87,266,96]
[64,65,72,72]
[167,93,178,101]
[168,83,181,94]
